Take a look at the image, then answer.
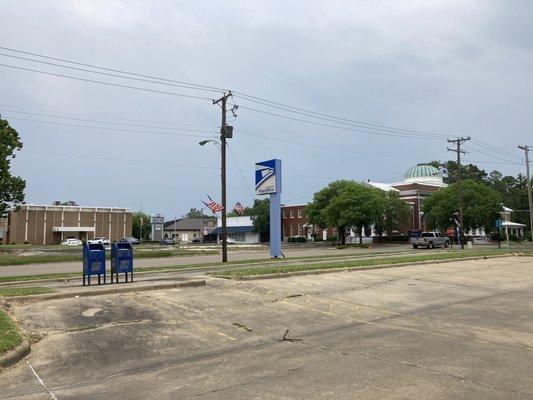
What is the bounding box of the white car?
[219,238,236,244]
[87,237,110,245]
[61,238,82,246]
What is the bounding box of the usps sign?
[255,159,281,195]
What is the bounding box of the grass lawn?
[0,249,218,267]
[0,309,22,355]
[0,287,57,297]
[212,249,523,278]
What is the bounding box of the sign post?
[255,159,282,258]
[495,219,502,249]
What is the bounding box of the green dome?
[404,164,441,181]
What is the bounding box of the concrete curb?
[0,339,30,368]
[217,253,524,281]
[5,279,206,302]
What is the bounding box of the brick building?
[281,164,447,241]
[5,204,132,245]
[281,204,336,241]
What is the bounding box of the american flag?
[203,195,224,213]
[233,202,245,215]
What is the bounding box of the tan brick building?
[5,204,132,245]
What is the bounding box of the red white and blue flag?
[203,194,224,213]
[233,202,245,215]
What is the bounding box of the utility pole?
[447,136,471,249]
[213,92,233,262]
[518,145,533,241]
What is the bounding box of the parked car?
[219,238,236,244]
[160,237,175,245]
[411,232,449,249]
[61,238,82,246]
[119,237,140,245]
[87,237,110,245]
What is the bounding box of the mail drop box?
[111,242,133,283]
[83,243,106,285]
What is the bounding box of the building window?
[297,209,303,218]
[282,210,286,219]
[298,224,303,236]
[290,224,294,236]
[289,210,294,218]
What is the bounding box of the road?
[0,245,411,277]
[1,255,532,399]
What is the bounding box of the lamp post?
[199,138,229,262]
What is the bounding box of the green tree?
[423,180,502,232]
[332,183,382,244]
[0,119,25,216]
[248,198,270,241]
[429,161,488,185]
[132,212,151,242]
[307,180,353,244]
[373,190,410,237]
[185,208,211,218]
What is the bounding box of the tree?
[307,180,353,244]
[132,212,151,242]
[423,180,502,232]
[185,208,211,219]
[248,198,270,241]
[429,161,487,185]
[373,190,410,237]
[0,119,25,216]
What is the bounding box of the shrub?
[327,236,337,242]
[10,242,16,245]
[287,236,306,243]
[24,241,30,245]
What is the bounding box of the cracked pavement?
[1,256,532,399]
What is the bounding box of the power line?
[0,109,217,131]
[234,93,447,138]
[470,138,522,160]
[226,142,255,201]
[0,46,457,141]
[5,117,217,138]
[236,105,444,140]
[19,149,345,180]
[0,63,214,101]
[464,144,523,164]
[0,52,221,95]
[0,45,227,93]
[0,103,217,128]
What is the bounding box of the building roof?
[212,226,255,234]
[404,164,442,181]
[502,221,526,228]
[164,218,216,231]
[362,181,399,192]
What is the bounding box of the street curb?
[216,253,525,281]
[5,279,206,302]
[0,339,30,368]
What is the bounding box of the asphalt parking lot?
[1,256,532,399]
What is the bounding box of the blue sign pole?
[255,159,282,258]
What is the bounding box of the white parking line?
[28,362,58,400]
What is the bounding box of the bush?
[314,236,323,242]
[327,236,337,242]
[10,242,16,245]
[24,241,30,245]
[372,235,410,244]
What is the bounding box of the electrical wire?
[236,105,444,140]
[0,109,217,131]
[0,63,214,101]
[226,142,255,201]
[0,52,222,95]
[6,117,217,138]
[0,45,227,93]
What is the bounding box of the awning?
[52,226,96,232]
[501,221,526,228]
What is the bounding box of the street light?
[199,136,229,262]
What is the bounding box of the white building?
[212,216,260,244]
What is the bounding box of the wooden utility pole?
[213,92,232,262]
[447,136,471,249]
[518,145,533,241]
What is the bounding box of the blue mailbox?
[83,243,106,285]
[111,242,133,283]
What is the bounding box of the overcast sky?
[1,1,531,218]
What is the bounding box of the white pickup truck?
[411,232,449,249]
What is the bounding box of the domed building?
[365,163,447,233]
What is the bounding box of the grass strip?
[0,287,57,297]
[0,249,218,267]
[212,250,521,278]
[0,309,22,355]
